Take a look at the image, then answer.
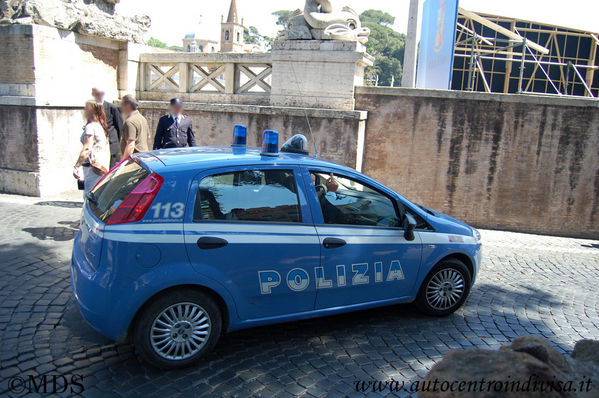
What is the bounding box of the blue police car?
[71,126,482,369]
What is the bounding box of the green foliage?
[244,26,274,52]
[360,9,395,26]
[147,37,168,48]
[360,9,405,86]
[244,26,261,44]
[272,10,295,27]
[147,37,183,52]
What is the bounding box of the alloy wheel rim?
[426,268,465,310]
[150,302,211,360]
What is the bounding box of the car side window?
[310,171,400,228]
[194,169,301,223]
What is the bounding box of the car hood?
[417,204,475,237]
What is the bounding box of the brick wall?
[0,105,38,171]
[355,87,599,239]
[0,25,35,97]
[0,26,34,85]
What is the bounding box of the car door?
[184,165,321,320]
[301,167,423,309]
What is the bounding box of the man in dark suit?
[153,98,197,150]
[92,87,123,168]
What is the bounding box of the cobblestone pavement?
[0,195,598,397]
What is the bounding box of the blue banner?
[416,0,459,89]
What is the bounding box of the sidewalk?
[0,190,83,206]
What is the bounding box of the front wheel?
[415,259,472,316]
[132,289,222,369]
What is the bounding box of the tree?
[147,37,182,52]
[272,10,295,28]
[360,9,395,26]
[244,26,274,52]
[147,37,168,48]
[360,9,405,86]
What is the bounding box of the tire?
[415,259,472,316]
[132,289,222,369]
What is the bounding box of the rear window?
[88,159,149,223]
[194,169,301,223]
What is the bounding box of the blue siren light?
[232,124,247,146]
[261,130,279,156]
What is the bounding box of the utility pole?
[401,0,420,87]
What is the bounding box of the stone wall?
[0,24,120,195]
[36,107,87,195]
[0,104,84,196]
[355,87,599,239]
[138,101,367,170]
[31,25,121,106]
[0,24,168,196]
[0,24,123,104]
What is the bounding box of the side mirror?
[404,214,416,241]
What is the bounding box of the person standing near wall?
[120,95,149,159]
[91,87,123,168]
[73,101,110,196]
[153,98,196,150]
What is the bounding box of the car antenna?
[290,62,320,157]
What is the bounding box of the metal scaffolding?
[452,8,599,97]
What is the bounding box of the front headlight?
[473,228,481,242]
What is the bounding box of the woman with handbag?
[73,100,111,196]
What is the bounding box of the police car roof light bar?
[261,130,279,157]
[232,124,247,147]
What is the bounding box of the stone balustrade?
[138,41,374,110]
[138,52,273,105]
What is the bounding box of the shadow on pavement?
[35,200,83,209]
[22,220,80,241]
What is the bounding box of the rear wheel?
[132,289,222,369]
[415,259,471,316]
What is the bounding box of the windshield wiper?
[86,191,98,205]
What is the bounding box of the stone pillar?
[0,24,122,196]
[0,24,172,196]
[270,40,374,111]
[401,0,420,88]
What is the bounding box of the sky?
[116,0,599,47]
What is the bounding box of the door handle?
[197,237,228,250]
[323,237,346,249]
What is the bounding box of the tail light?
[107,173,164,225]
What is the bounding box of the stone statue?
[0,0,150,43]
[279,0,370,44]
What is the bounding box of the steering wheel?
[315,184,327,196]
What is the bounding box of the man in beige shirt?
[120,95,150,158]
